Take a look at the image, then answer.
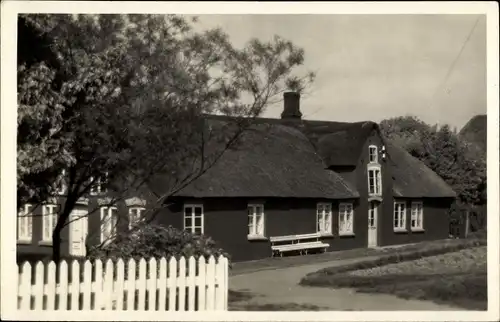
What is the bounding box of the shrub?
[86,223,231,268]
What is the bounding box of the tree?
[17,14,315,262]
[380,115,486,206]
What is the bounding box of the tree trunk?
[52,198,76,263]
[52,225,63,263]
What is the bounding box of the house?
[16,92,457,263]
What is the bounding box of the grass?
[230,236,485,276]
[300,244,487,310]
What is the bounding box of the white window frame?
[42,204,59,243]
[128,207,145,229]
[247,204,265,239]
[100,206,118,244]
[56,169,66,195]
[411,201,424,230]
[368,165,382,196]
[316,203,333,235]
[368,145,378,163]
[90,172,108,195]
[18,204,33,242]
[394,201,407,231]
[339,203,354,235]
[184,204,204,234]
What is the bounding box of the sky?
[192,14,486,130]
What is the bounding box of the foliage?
[17,14,314,261]
[379,116,486,206]
[86,223,231,267]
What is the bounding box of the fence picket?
[215,255,225,310]
[70,261,80,310]
[94,259,103,310]
[157,258,167,311]
[115,259,125,311]
[137,258,146,311]
[102,259,114,310]
[168,257,177,311]
[187,256,196,311]
[178,256,186,311]
[19,262,32,310]
[125,259,135,311]
[58,261,68,310]
[82,260,92,310]
[147,258,157,311]
[197,257,206,311]
[16,255,228,312]
[46,262,56,310]
[206,256,216,310]
[33,261,44,310]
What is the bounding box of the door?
[70,209,89,257]
[368,201,378,247]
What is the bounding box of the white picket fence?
[17,255,229,312]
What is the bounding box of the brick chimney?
[281,91,302,120]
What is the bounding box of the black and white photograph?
[1,1,498,321]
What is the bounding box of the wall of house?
[330,128,393,249]
[157,197,365,262]
[16,194,147,264]
[378,197,452,246]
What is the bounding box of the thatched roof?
[169,114,455,200]
[174,120,359,199]
[387,143,457,198]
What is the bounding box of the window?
[90,173,108,195]
[184,205,203,234]
[368,166,382,196]
[368,145,378,163]
[394,201,407,231]
[129,207,145,229]
[56,169,66,195]
[411,202,424,230]
[248,204,265,237]
[339,203,354,235]
[42,204,59,242]
[18,204,33,242]
[100,206,118,244]
[316,203,332,235]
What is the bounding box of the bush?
[86,223,231,268]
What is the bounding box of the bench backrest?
[270,232,321,243]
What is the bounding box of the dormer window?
[369,145,378,163]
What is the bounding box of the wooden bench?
[270,232,329,257]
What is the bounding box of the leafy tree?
[380,116,486,205]
[17,14,315,262]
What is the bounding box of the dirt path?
[229,257,460,311]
